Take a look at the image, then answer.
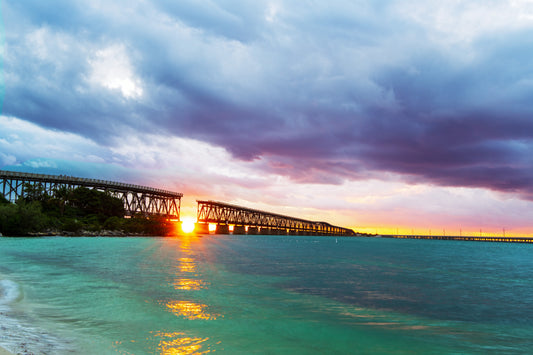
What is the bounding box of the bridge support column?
[247,227,259,235]
[233,225,246,235]
[216,224,230,234]
[195,223,210,234]
[174,221,183,235]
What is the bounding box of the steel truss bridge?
[197,200,355,236]
[0,170,182,219]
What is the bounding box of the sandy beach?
[0,346,13,355]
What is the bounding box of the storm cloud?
[2,0,532,198]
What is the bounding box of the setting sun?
[181,218,196,234]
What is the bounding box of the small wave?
[0,279,23,305]
[0,280,74,354]
[0,311,74,354]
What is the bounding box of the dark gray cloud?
[2,0,532,198]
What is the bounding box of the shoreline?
[1,229,184,238]
[0,346,13,355]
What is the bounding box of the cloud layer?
[2,0,533,203]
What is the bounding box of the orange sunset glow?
[181,217,196,234]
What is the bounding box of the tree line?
[0,184,174,236]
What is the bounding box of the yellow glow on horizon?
[355,226,533,238]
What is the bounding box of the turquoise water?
[1,235,533,354]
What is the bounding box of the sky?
[1,0,532,236]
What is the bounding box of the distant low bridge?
[196,200,355,236]
[382,234,533,243]
[0,170,182,219]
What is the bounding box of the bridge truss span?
[0,170,182,219]
[197,200,355,236]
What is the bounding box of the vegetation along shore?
[0,184,175,237]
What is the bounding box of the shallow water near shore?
[1,235,533,354]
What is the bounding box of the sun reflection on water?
[152,331,212,355]
[177,257,197,273]
[173,278,207,291]
[166,300,219,320]
[154,235,221,353]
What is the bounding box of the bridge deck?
[0,170,182,218]
[197,200,355,236]
[382,234,533,243]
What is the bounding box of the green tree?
[68,187,124,222]
[0,184,178,236]
[22,183,50,203]
[0,194,9,205]
[0,201,47,236]
[123,214,173,235]
[103,216,125,230]
[52,185,72,216]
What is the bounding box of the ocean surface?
[1,235,533,354]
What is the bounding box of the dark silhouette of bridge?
[0,170,182,219]
[1,170,357,236]
[196,200,355,236]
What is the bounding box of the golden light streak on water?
[165,301,219,320]
[165,235,220,321]
[173,278,206,291]
[152,331,212,355]
[177,257,196,273]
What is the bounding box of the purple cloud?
[2,0,532,199]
